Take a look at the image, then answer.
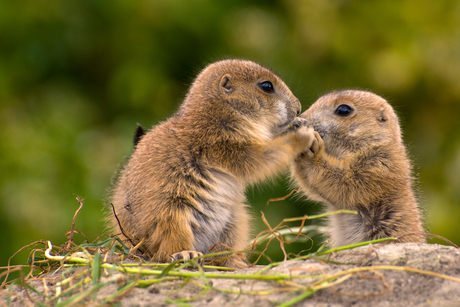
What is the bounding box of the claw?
[170,250,203,263]
[289,118,309,131]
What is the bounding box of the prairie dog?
[292,90,424,247]
[109,59,316,264]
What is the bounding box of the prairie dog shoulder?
[109,59,316,265]
[292,90,424,246]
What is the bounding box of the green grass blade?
[276,287,318,307]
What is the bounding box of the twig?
[266,189,299,206]
[65,196,85,251]
[0,240,48,288]
[110,203,138,248]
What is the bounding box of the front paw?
[288,117,309,131]
[170,250,203,263]
[302,131,324,159]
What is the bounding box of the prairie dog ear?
[377,107,389,125]
[220,74,234,94]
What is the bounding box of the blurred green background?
[1,0,460,267]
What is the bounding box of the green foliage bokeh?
[1,0,460,266]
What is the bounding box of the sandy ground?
[2,243,460,306]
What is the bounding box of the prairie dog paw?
[295,124,316,146]
[289,117,309,131]
[303,131,324,159]
[170,250,203,263]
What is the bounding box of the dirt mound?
[2,243,460,306]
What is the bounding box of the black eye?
[335,104,353,116]
[259,81,274,93]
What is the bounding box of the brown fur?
[109,59,315,264]
[292,90,424,247]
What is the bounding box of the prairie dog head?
[182,59,301,136]
[301,90,402,158]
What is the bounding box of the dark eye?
[259,81,274,93]
[335,104,353,116]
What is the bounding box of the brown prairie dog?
[109,59,316,265]
[292,90,424,247]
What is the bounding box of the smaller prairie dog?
[292,90,424,247]
[110,59,316,265]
